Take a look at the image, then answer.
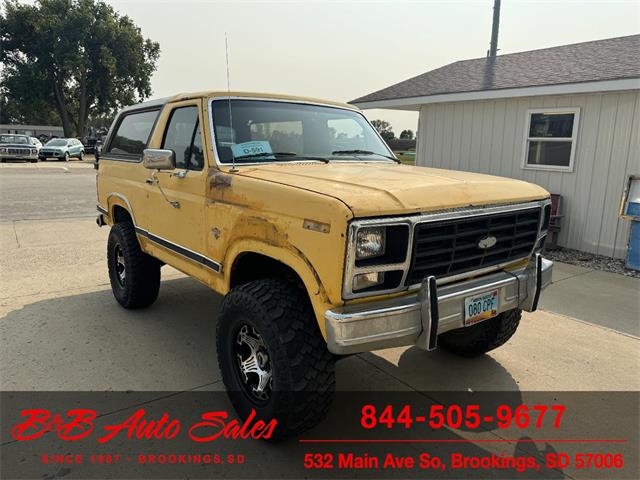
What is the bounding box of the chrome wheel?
[114,244,126,286]
[235,324,272,402]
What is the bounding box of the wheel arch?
[224,241,331,337]
[107,193,136,225]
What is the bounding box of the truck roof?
[120,91,357,113]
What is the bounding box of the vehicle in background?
[82,137,97,154]
[39,138,85,162]
[93,135,108,169]
[0,134,39,163]
[82,128,109,154]
[30,137,43,153]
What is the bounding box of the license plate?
[464,289,499,325]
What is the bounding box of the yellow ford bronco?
[96,91,553,439]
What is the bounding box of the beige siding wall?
[416,91,640,259]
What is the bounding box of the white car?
[30,137,43,153]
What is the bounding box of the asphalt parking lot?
[1,162,638,478]
[0,159,97,221]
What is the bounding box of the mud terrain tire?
[217,278,335,441]
[107,222,160,309]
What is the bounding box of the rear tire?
[217,278,335,441]
[438,308,521,357]
[63,152,69,162]
[79,150,85,161]
[107,222,160,309]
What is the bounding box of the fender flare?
[224,239,332,336]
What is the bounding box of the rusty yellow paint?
[239,162,549,217]
[97,91,549,339]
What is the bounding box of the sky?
[105,0,640,135]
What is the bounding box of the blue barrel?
[626,202,640,271]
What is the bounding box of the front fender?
[223,239,332,338]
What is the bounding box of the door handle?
[146,172,180,209]
[172,170,187,179]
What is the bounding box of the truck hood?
[238,162,549,217]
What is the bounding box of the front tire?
[107,222,161,309]
[217,278,335,441]
[63,152,69,162]
[438,308,521,357]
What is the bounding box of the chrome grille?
[8,148,30,155]
[406,208,541,285]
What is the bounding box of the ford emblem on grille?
[477,235,497,249]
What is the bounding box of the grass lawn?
[395,151,416,165]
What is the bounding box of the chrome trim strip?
[343,199,551,300]
[135,226,222,273]
[96,205,108,215]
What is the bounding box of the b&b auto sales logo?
[10,407,276,443]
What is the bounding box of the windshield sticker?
[231,141,275,160]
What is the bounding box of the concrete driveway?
[1,216,638,393]
[1,165,638,479]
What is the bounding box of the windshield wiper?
[331,150,400,163]
[233,152,329,163]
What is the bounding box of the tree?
[0,0,160,137]
[370,119,395,141]
[399,129,414,140]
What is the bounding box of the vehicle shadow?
[0,277,567,478]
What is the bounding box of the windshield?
[211,99,393,164]
[0,135,30,145]
[46,139,68,146]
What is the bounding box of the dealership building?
[352,35,640,259]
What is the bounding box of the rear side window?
[107,109,159,157]
[162,106,203,170]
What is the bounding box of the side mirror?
[143,149,175,170]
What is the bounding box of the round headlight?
[356,227,386,260]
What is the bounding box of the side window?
[162,106,202,170]
[107,109,159,157]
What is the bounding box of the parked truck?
[96,91,553,439]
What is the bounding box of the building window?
[522,108,579,172]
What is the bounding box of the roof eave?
[352,77,640,110]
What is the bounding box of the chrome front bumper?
[1,153,38,160]
[325,254,553,355]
